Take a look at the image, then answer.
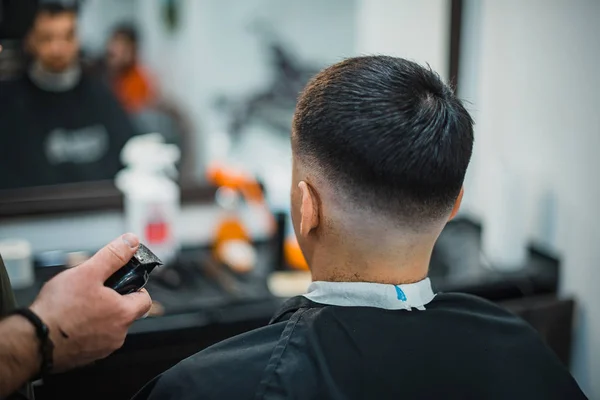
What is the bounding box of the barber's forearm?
[0,316,40,398]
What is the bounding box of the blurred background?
[0,0,598,398]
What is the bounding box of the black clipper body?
[105,243,163,294]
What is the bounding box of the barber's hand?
[30,233,152,372]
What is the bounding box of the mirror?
[0,0,457,216]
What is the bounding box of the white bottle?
[115,133,181,264]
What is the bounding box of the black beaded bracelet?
[9,308,54,376]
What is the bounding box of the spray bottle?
[115,133,181,264]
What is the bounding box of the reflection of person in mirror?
[0,3,138,190]
[106,24,156,114]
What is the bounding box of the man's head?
[26,3,79,73]
[106,24,139,74]
[291,56,474,274]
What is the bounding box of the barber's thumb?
[90,233,140,280]
[121,289,153,321]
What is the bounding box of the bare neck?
[308,230,438,285]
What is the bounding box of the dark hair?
[27,2,77,38]
[111,23,139,46]
[36,2,78,17]
[293,56,474,224]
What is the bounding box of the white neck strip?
[29,62,82,92]
[303,278,435,311]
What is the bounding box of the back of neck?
[308,237,434,285]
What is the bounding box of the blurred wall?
[356,0,450,82]
[134,0,357,179]
[460,0,600,397]
[78,0,137,56]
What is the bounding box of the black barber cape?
[0,73,137,190]
[134,280,585,400]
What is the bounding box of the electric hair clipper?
[105,243,163,295]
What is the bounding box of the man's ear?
[449,187,464,221]
[298,181,320,237]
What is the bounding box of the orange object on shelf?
[284,236,309,271]
[209,173,255,268]
[207,164,265,204]
[214,217,249,249]
[212,215,253,269]
[207,162,276,273]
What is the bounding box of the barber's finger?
[85,233,139,280]
[121,288,153,321]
